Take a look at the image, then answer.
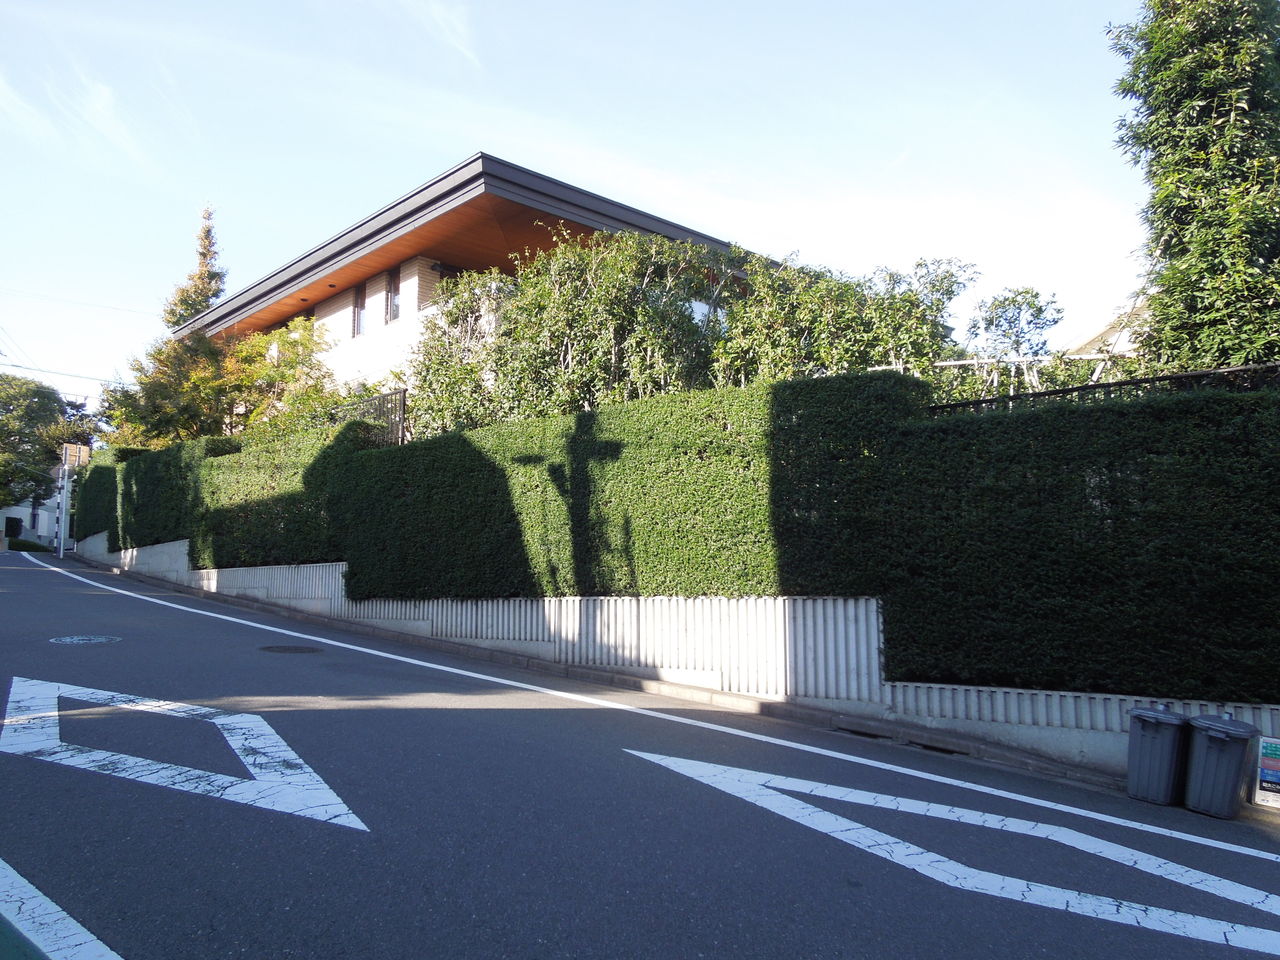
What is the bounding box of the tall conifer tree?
[161,207,226,330]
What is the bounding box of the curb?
[65,552,1126,793]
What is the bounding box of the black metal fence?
[329,389,407,445]
[928,362,1280,417]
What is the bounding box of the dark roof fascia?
[174,153,732,339]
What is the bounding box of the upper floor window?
[386,266,401,323]
[353,283,367,337]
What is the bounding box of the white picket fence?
[75,533,1280,774]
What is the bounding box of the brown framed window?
[386,267,400,323]
[353,283,366,337]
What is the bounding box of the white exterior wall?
[313,260,433,388]
[1,499,57,545]
[71,532,1280,778]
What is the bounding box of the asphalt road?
[2,550,1280,959]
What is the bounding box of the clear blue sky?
[0,0,1149,406]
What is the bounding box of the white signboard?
[1256,736,1280,810]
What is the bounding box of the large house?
[175,153,731,387]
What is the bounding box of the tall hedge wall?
[73,449,127,549]
[338,381,794,599]
[80,375,1280,702]
[117,437,240,551]
[190,424,377,570]
[862,391,1280,703]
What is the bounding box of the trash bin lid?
[1189,714,1261,739]
[1128,705,1188,725]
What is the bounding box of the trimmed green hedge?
[118,437,240,550]
[864,391,1280,703]
[72,447,146,550]
[190,424,378,570]
[84,374,1280,702]
[337,378,822,599]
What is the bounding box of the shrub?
[190,423,379,569]
[8,538,51,552]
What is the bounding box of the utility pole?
[55,443,91,559]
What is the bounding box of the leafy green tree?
[0,375,91,508]
[407,230,736,434]
[492,229,734,417]
[406,230,981,435]
[103,319,344,445]
[102,334,228,445]
[162,207,227,330]
[408,270,510,436]
[1112,0,1280,368]
[713,257,972,386]
[967,287,1062,359]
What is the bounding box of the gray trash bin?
[1126,704,1190,804]
[1184,713,1261,819]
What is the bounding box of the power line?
[0,360,133,387]
[0,326,37,366]
[0,285,155,317]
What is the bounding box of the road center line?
[20,552,1280,863]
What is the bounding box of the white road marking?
[0,855,123,960]
[19,552,1280,862]
[0,677,367,831]
[630,751,1280,955]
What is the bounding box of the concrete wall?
[74,533,1280,777]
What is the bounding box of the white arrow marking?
[0,855,123,959]
[630,751,1280,956]
[0,677,367,831]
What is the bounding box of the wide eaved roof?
[174,152,732,340]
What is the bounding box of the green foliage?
[117,437,241,550]
[161,208,227,330]
[406,231,973,437]
[6,538,51,552]
[967,287,1061,359]
[408,229,737,434]
[102,334,231,445]
[408,270,510,435]
[0,374,91,509]
[713,257,972,386]
[867,390,1280,702]
[347,380,783,599]
[1112,0,1280,368]
[768,373,934,596]
[99,362,1280,702]
[103,318,346,446]
[190,423,379,570]
[73,448,131,549]
[0,375,61,508]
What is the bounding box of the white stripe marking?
[0,856,123,959]
[0,677,367,831]
[630,752,1280,955]
[20,552,1280,862]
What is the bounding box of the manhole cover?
[259,644,321,654]
[49,636,121,645]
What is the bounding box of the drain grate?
[49,636,121,645]
[259,644,321,654]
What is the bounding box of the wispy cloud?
[395,0,481,67]
[42,70,156,172]
[0,70,56,143]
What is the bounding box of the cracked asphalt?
[3,550,1280,959]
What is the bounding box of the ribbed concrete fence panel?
[70,535,1280,774]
